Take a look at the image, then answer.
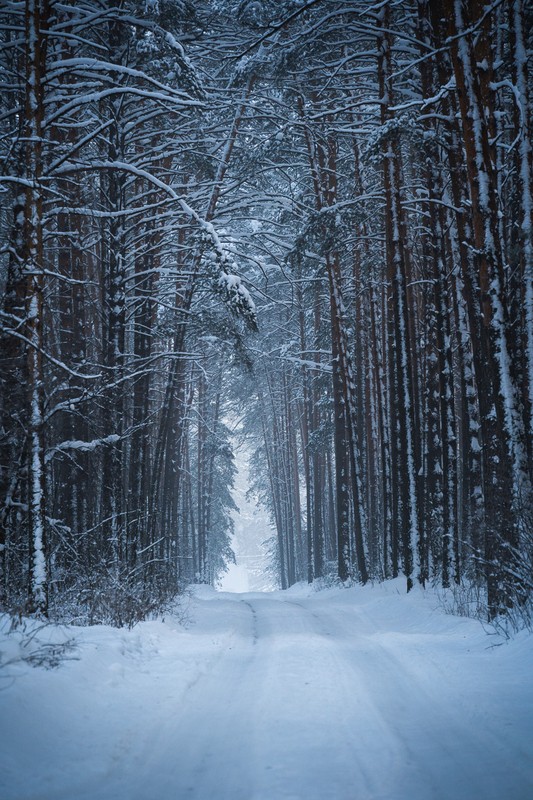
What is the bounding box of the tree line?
[0,0,532,625]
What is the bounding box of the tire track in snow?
[65,592,533,800]
[130,596,260,800]
[240,599,259,645]
[299,595,533,800]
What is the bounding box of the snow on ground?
[219,561,250,592]
[1,579,532,800]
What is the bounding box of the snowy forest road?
[2,582,533,800]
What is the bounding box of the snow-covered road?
[1,581,532,800]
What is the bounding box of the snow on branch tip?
[218,271,257,331]
[198,227,257,331]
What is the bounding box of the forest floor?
[1,579,532,800]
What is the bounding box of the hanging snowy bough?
[217,271,257,330]
[197,225,257,330]
[55,153,257,331]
